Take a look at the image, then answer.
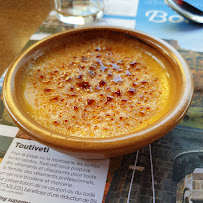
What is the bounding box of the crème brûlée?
[22,31,176,138]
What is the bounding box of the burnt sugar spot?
[128,88,136,95]
[95,47,101,51]
[130,61,138,67]
[87,99,96,105]
[44,88,54,92]
[113,90,121,96]
[106,96,113,104]
[77,81,90,90]
[99,80,106,87]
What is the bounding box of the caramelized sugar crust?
[23,31,172,138]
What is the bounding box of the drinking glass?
[54,0,104,25]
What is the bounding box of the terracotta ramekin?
[3,26,194,159]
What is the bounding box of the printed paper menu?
[0,138,109,203]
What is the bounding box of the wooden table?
[0,0,54,76]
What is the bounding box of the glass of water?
[54,0,104,25]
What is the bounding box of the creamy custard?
[22,31,174,138]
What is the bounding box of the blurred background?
[0,0,54,76]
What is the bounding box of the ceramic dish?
[3,26,193,159]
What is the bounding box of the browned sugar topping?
[23,32,171,138]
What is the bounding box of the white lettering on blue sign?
[145,10,184,23]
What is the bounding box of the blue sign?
[135,0,203,51]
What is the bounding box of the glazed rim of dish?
[3,26,194,152]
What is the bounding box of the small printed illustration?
[174,151,203,203]
[0,136,14,163]
[0,75,16,126]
